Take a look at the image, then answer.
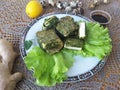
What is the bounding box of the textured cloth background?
[0,0,120,90]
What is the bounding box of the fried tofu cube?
[64,38,83,50]
[36,30,63,54]
[56,16,78,37]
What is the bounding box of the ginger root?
[0,39,23,90]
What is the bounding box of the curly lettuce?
[24,46,74,86]
[77,22,112,59]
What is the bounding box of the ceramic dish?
[90,10,112,25]
[19,12,107,83]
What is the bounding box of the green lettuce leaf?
[24,46,74,86]
[77,22,112,59]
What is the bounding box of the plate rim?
[19,12,107,83]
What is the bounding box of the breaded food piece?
[36,30,63,54]
[56,16,78,37]
[64,38,83,50]
[42,16,59,30]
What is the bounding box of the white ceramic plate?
[20,12,107,82]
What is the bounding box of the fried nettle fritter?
[56,16,78,37]
[36,30,63,54]
[42,16,59,30]
[36,16,84,54]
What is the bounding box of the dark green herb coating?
[42,16,59,30]
[36,30,63,54]
[64,38,84,49]
[56,16,78,37]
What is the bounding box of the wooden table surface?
[0,0,120,90]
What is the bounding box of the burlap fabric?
[0,0,120,90]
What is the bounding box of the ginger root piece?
[0,39,23,90]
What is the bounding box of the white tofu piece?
[79,22,86,38]
[64,45,82,50]
[64,38,83,50]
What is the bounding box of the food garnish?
[24,46,74,86]
[75,22,112,59]
[24,40,33,50]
